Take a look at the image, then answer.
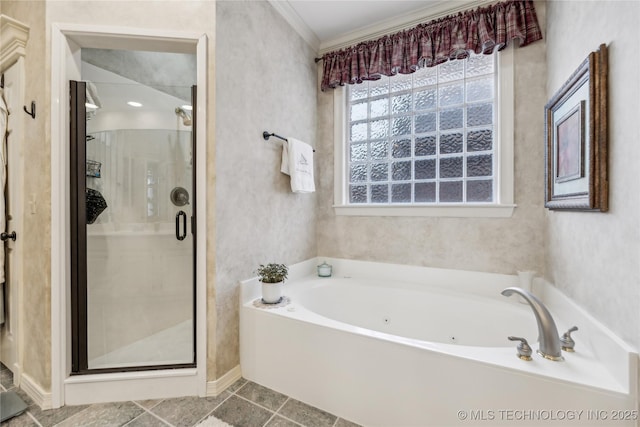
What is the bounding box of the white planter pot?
[261,281,283,304]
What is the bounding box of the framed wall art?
[544,43,608,211]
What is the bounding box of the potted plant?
[256,263,288,303]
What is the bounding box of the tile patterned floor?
[0,364,361,427]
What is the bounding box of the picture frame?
[544,44,608,211]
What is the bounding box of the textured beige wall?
[2,0,50,390]
[545,1,640,350]
[316,3,547,277]
[214,0,318,376]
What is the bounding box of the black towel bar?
[263,131,315,152]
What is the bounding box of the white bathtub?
[240,258,638,426]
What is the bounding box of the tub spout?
[501,287,563,361]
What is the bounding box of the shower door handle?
[176,211,187,241]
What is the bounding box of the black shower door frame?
[69,80,197,375]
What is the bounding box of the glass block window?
[346,53,496,205]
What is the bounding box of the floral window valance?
[319,0,542,91]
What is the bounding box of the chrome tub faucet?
[501,287,564,361]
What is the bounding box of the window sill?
[333,204,516,218]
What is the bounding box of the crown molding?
[268,0,321,53]
[0,14,30,71]
[319,0,496,55]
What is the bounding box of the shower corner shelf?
[86,160,102,178]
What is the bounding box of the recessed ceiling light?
[127,101,143,107]
[181,105,192,111]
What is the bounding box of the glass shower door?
[70,78,196,373]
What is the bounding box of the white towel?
[280,138,315,193]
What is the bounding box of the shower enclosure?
[70,52,196,373]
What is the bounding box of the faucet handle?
[560,326,579,352]
[508,336,533,361]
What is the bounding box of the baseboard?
[20,373,52,410]
[206,365,241,396]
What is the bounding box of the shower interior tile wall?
[85,139,194,364]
